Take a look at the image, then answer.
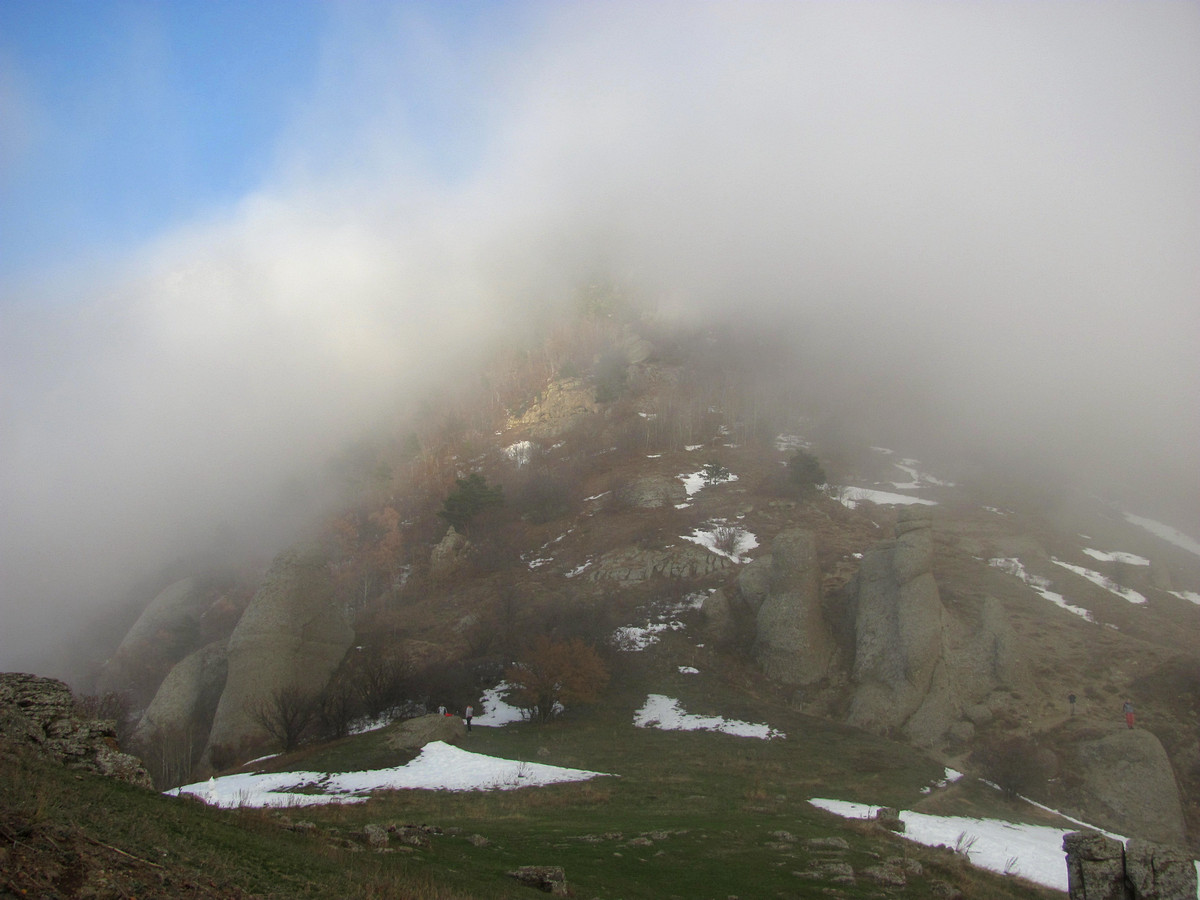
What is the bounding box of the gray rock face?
[1063,831,1130,900]
[1069,729,1187,846]
[1063,832,1196,900]
[615,475,687,509]
[134,640,227,746]
[97,577,208,701]
[701,588,735,644]
[586,545,730,584]
[1125,840,1198,899]
[430,527,471,578]
[0,672,152,788]
[753,531,835,685]
[737,555,773,613]
[846,510,944,738]
[204,545,352,761]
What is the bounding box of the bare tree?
[246,685,317,752]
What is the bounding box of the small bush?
[787,449,826,493]
[438,472,504,532]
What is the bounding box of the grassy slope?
[3,638,1070,899]
[4,623,1075,900]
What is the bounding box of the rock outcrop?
[1063,831,1197,900]
[586,544,730,584]
[845,509,946,740]
[753,530,835,685]
[1065,728,1188,846]
[0,673,151,788]
[430,527,472,578]
[203,545,352,761]
[507,377,598,438]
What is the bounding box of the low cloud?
[2,2,1197,677]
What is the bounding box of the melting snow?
[1082,548,1150,566]
[1052,559,1147,605]
[680,522,758,563]
[832,487,938,509]
[473,683,527,727]
[678,666,700,674]
[811,799,1200,897]
[634,695,784,740]
[989,558,1094,622]
[503,441,535,467]
[170,742,610,808]
[613,622,682,651]
[1125,514,1200,558]
[1169,590,1200,606]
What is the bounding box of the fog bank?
[2,2,1197,678]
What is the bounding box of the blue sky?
[0,0,510,294]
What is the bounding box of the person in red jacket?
[1122,699,1135,729]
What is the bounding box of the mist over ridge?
[1,2,1197,679]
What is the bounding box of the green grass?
[3,652,1065,899]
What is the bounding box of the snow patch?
[831,486,938,509]
[634,695,784,740]
[989,558,1094,622]
[171,742,610,808]
[1082,548,1150,566]
[1052,559,1147,605]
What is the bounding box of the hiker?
[438,705,446,716]
[1123,699,1135,729]
[1068,693,1076,716]
[465,704,474,732]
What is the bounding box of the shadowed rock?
[753,530,835,685]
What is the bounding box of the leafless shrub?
[246,685,318,752]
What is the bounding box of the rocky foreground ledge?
[0,672,151,788]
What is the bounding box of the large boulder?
[133,640,227,747]
[845,509,945,738]
[203,545,353,762]
[1125,839,1197,899]
[1063,831,1129,900]
[97,578,208,702]
[385,714,466,751]
[753,530,835,685]
[1065,728,1187,846]
[0,673,152,788]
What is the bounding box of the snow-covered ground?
[810,798,1076,891]
[170,741,611,808]
[810,799,1200,897]
[634,694,784,740]
[473,683,527,727]
[1052,559,1147,605]
[1125,513,1200,558]
[989,558,1094,622]
[1169,590,1200,606]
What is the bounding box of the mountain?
[70,312,1200,877]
